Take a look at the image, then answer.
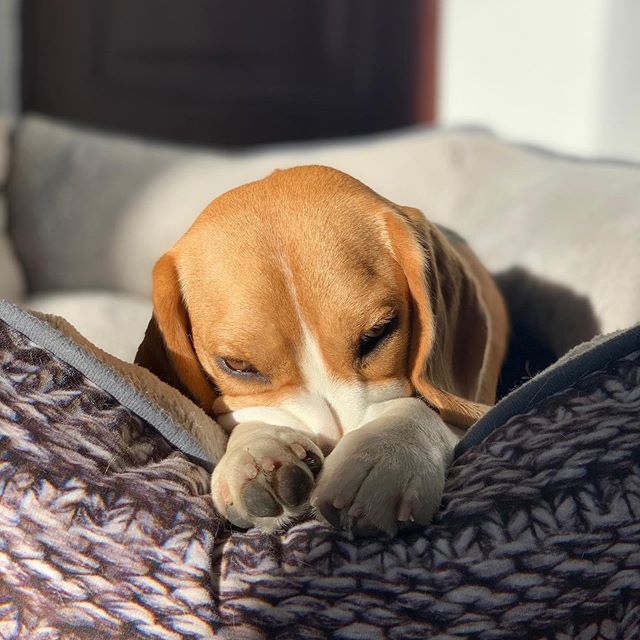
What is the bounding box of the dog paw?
[211,424,324,532]
[311,415,451,538]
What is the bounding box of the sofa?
[1,114,639,363]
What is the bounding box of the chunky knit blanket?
[0,300,639,639]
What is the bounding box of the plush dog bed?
[1,298,639,639]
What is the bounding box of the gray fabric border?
[456,322,640,458]
[0,299,213,471]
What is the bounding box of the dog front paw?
[211,424,324,532]
[311,404,453,538]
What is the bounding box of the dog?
[135,165,509,537]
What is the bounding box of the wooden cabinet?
[22,0,436,146]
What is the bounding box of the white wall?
[595,1,640,161]
[439,0,640,161]
[0,0,19,117]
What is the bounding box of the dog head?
[136,166,491,449]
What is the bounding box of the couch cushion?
[7,115,640,338]
[25,290,151,362]
[430,137,640,350]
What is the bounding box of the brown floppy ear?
[385,206,491,428]
[134,252,217,409]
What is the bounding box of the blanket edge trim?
[455,323,640,458]
[0,299,213,470]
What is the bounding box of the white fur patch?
[215,405,310,434]
[282,325,405,441]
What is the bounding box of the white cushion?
[26,291,151,362]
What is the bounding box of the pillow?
[431,136,640,342]
[6,115,455,298]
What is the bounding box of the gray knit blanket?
[0,300,639,639]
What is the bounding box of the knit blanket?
[0,299,639,639]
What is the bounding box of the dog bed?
[0,298,639,639]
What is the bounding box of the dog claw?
[290,443,307,459]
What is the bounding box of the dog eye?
[358,315,398,359]
[219,357,259,376]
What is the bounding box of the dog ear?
[384,206,491,428]
[134,252,217,409]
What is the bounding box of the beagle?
[135,166,509,537]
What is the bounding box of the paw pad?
[241,481,283,518]
[275,464,314,507]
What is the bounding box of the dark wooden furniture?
[22,0,437,146]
